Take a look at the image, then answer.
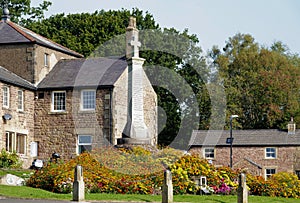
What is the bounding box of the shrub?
[0,148,22,168]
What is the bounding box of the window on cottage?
[52,91,66,112]
[265,168,276,179]
[3,86,9,108]
[203,148,215,159]
[17,90,24,111]
[78,135,92,154]
[16,133,26,154]
[44,53,49,67]
[265,147,276,159]
[6,132,27,155]
[6,132,14,152]
[81,90,96,110]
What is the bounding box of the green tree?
[26,9,210,147]
[0,0,51,25]
[210,33,300,129]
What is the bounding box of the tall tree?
[0,0,51,25]
[210,33,300,129]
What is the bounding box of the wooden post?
[73,165,85,201]
[162,169,173,203]
[237,173,248,203]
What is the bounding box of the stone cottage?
[189,124,300,179]
[0,9,157,167]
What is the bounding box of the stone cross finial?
[130,36,141,58]
[128,16,136,28]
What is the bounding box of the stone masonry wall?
[34,88,110,161]
[0,44,32,82]
[0,82,35,168]
[190,146,298,178]
[0,44,78,84]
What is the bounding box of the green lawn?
[0,185,300,203]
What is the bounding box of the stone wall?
[190,146,298,178]
[0,44,32,82]
[0,44,78,85]
[0,82,35,168]
[34,88,110,160]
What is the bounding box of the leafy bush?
[247,172,300,198]
[0,149,23,168]
[26,147,300,198]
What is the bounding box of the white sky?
[32,0,300,55]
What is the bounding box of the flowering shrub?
[247,172,300,198]
[26,147,300,198]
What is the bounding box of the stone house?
[189,127,300,179]
[0,11,157,167]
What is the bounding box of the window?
[3,86,9,108]
[16,133,26,154]
[265,168,276,179]
[78,135,92,154]
[265,147,276,159]
[81,90,96,110]
[203,148,215,159]
[44,53,49,67]
[6,132,26,154]
[6,132,14,152]
[17,90,24,111]
[52,91,66,112]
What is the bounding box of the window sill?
[48,111,68,115]
[78,110,96,114]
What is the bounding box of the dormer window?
[44,53,49,67]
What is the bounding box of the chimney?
[288,117,296,135]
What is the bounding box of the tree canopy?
[209,33,300,129]
[0,0,51,25]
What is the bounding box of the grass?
[0,185,300,203]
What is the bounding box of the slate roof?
[0,66,35,90]
[190,129,300,147]
[0,20,83,58]
[38,57,127,89]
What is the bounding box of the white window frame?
[6,131,27,155]
[265,147,276,159]
[6,132,15,152]
[203,147,215,159]
[77,135,92,154]
[17,90,24,111]
[81,89,96,110]
[265,168,276,179]
[3,86,9,108]
[44,53,49,67]
[51,91,66,112]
